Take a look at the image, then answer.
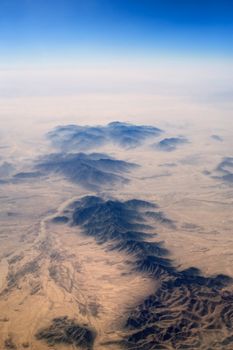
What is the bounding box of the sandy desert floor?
[0,116,232,349]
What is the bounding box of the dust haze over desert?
[0,1,233,349]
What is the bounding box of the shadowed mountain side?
[110,240,169,257]
[47,121,163,151]
[145,211,176,229]
[216,157,233,174]
[0,171,45,186]
[122,274,233,350]
[36,316,96,350]
[153,137,189,152]
[55,195,173,269]
[107,122,162,148]
[124,199,158,210]
[0,162,15,178]
[220,174,233,183]
[207,157,233,184]
[35,153,138,190]
[52,215,69,224]
[211,134,223,142]
[71,196,153,244]
[56,195,233,350]
[13,171,44,180]
[159,162,177,168]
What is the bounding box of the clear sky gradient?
[0,0,232,133]
[0,0,232,65]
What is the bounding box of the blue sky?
[0,0,232,65]
[0,1,232,138]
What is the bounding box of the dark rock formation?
[35,316,96,350]
[60,195,233,349]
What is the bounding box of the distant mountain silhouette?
[207,157,233,184]
[13,171,43,180]
[211,134,223,142]
[36,152,138,190]
[0,162,15,178]
[47,121,163,151]
[154,137,189,152]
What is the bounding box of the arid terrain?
[0,118,232,350]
